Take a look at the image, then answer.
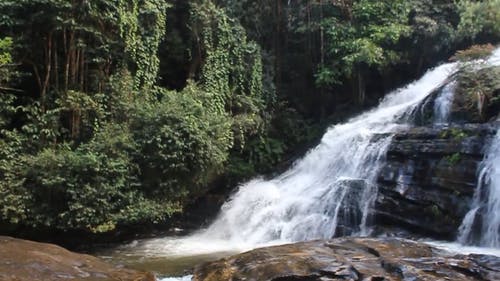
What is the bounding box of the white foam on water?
[433,81,456,124]
[425,241,500,257]
[458,129,500,247]
[158,275,193,281]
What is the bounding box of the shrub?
[454,65,500,121]
[450,44,495,62]
[131,84,233,200]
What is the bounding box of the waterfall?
[456,48,500,248]
[131,49,500,259]
[433,81,456,124]
[458,129,500,247]
[107,50,500,281]
[190,61,458,248]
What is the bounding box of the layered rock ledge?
[0,236,154,281]
[193,238,500,281]
[375,123,497,239]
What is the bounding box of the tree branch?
[0,86,24,93]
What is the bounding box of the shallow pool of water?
[94,235,244,279]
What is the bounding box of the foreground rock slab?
[0,236,155,281]
[194,238,500,281]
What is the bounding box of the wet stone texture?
[193,238,500,281]
[0,236,155,281]
[374,123,497,239]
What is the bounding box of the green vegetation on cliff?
[452,44,500,122]
[0,0,498,235]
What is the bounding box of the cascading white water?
[122,61,458,260]
[433,82,456,124]
[458,129,500,247]
[456,48,500,248]
[183,61,459,250]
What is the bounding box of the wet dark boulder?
[193,238,500,281]
[374,123,497,239]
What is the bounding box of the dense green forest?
[0,0,499,235]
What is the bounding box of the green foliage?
[0,37,12,66]
[457,0,500,39]
[0,0,168,99]
[317,0,411,86]
[118,0,169,91]
[0,0,116,95]
[226,105,321,178]
[130,84,233,199]
[227,135,286,179]
[446,153,462,165]
[0,37,17,128]
[0,0,268,233]
[451,44,495,62]
[22,143,131,232]
[406,0,459,61]
[440,128,468,140]
[0,130,31,225]
[191,1,267,148]
[452,44,500,121]
[452,45,500,121]
[0,36,19,100]
[450,128,467,140]
[0,92,15,129]
[454,65,500,120]
[0,125,179,233]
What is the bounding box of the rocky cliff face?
[374,124,498,239]
[371,65,500,240]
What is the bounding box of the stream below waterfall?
[93,236,500,280]
[94,235,244,277]
[95,48,500,280]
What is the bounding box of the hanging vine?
[191,0,266,148]
[118,0,168,91]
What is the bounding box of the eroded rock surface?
[193,238,500,281]
[0,236,155,281]
[375,124,497,239]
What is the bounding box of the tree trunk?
[353,66,366,106]
[54,40,59,90]
[320,2,324,65]
[65,30,74,92]
[72,46,79,85]
[188,50,201,80]
[274,0,282,95]
[41,31,53,110]
[79,49,85,91]
[71,109,81,140]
